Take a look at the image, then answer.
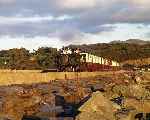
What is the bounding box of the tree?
[7,48,30,69]
[35,47,58,69]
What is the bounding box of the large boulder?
[2,95,42,120]
[76,91,115,120]
[124,98,150,113]
[112,84,150,100]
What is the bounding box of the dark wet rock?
[90,84,105,92]
[135,113,143,119]
[114,108,137,120]
[22,115,41,120]
[37,105,64,118]
[111,95,124,106]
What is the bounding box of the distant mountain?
[110,39,150,45]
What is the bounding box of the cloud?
[56,0,98,9]
[0,15,73,25]
[0,16,54,25]
[131,0,150,6]
[0,15,76,38]
[0,35,63,50]
[0,0,150,49]
[0,0,15,4]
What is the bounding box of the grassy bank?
[0,70,113,86]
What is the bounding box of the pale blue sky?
[0,0,150,50]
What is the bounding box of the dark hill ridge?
[110,39,150,45]
[0,39,150,70]
[68,39,150,62]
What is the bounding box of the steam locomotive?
[56,48,120,72]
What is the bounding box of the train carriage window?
[83,54,86,61]
[81,54,86,62]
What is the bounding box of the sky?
[0,0,150,50]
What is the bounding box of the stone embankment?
[76,71,150,120]
[0,71,150,119]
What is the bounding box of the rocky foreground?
[0,71,150,120]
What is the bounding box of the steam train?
[56,48,120,72]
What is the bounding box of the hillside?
[0,39,149,70]
[110,39,150,45]
[122,58,150,66]
[68,40,150,63]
